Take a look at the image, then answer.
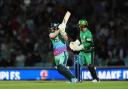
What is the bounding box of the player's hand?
[69,42,76,50]
[69,41,84,51]
[69,39,80,49]
[74,39,80,45]
[58,23,66,31]
[58,23,67,36]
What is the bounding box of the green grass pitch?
[0,80,128,89]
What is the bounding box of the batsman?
[70,18,100,82]
[49,11,77,83]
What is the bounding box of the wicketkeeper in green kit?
[69,19,100,82]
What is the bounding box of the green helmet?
[78,19,88,26]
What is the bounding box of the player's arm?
[62,34,68,41]
[83,31,93,48]
[58,23,68,41]
[49,30,60,39]
[69,37,93,51]
[83,38,93,48]
[58,11,71,41]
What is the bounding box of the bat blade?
[62,11,71,25]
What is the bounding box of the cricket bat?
[58,11,71,36]
[61,11,71,25]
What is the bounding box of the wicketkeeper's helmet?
[78,19,88,26]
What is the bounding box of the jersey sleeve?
[83,31,93,49]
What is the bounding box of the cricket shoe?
[71,78,78,83]
[92,79,100,83]
[65,81,71,83]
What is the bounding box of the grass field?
[0,80,128,89]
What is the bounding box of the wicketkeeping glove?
[69,40,84,51]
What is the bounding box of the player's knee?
[56,64,63,73]
[57,64,62,69]
[56,64,69,75]
[57,64,66,71]
[88,64,94,68]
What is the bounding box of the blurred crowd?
[0,0,128,68]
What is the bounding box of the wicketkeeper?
[69,19,99,82]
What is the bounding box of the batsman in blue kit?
[49,22,77,83]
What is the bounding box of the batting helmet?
[50,23,59,30]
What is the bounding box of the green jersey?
[80,28,93,51]
[79,28,94,65]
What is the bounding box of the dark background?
[0,0,128,68]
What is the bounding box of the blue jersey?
[50,34,68,56]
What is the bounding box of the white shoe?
[92,79,100,83]
[71,78,78,83]
[65,81,71,83]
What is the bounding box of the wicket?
[74,54,82,82]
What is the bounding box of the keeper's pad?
[88,64,99,80]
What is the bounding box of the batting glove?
[58,23,66,31]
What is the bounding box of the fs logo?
[40,70,48,80]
